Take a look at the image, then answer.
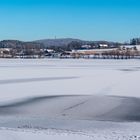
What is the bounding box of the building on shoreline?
[68,46,140,59]
[0,43,140,59]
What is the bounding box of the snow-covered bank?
[0,128,93,140]
[0,119,140,140]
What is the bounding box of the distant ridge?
[36,38,88,47]
[35,38,120,48]
[0,38,121,50]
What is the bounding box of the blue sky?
[0,0,140,42]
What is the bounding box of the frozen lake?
[0,59,140,140]
[0,59,140,101]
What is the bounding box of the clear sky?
[0,0,140,42]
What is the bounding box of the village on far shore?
[0,38,140,59]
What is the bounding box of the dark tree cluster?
[130,38,140,45]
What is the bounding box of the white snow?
[0,59,139,101]
[0,128,93,140]
[0,59,140,139]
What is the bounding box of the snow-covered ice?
[0,59,140,101]
[0,59,140,139]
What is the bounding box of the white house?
[99,44,108,48]
[120,45,140,50]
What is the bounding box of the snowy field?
[0,59,140,139]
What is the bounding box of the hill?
[35,38,89,47]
